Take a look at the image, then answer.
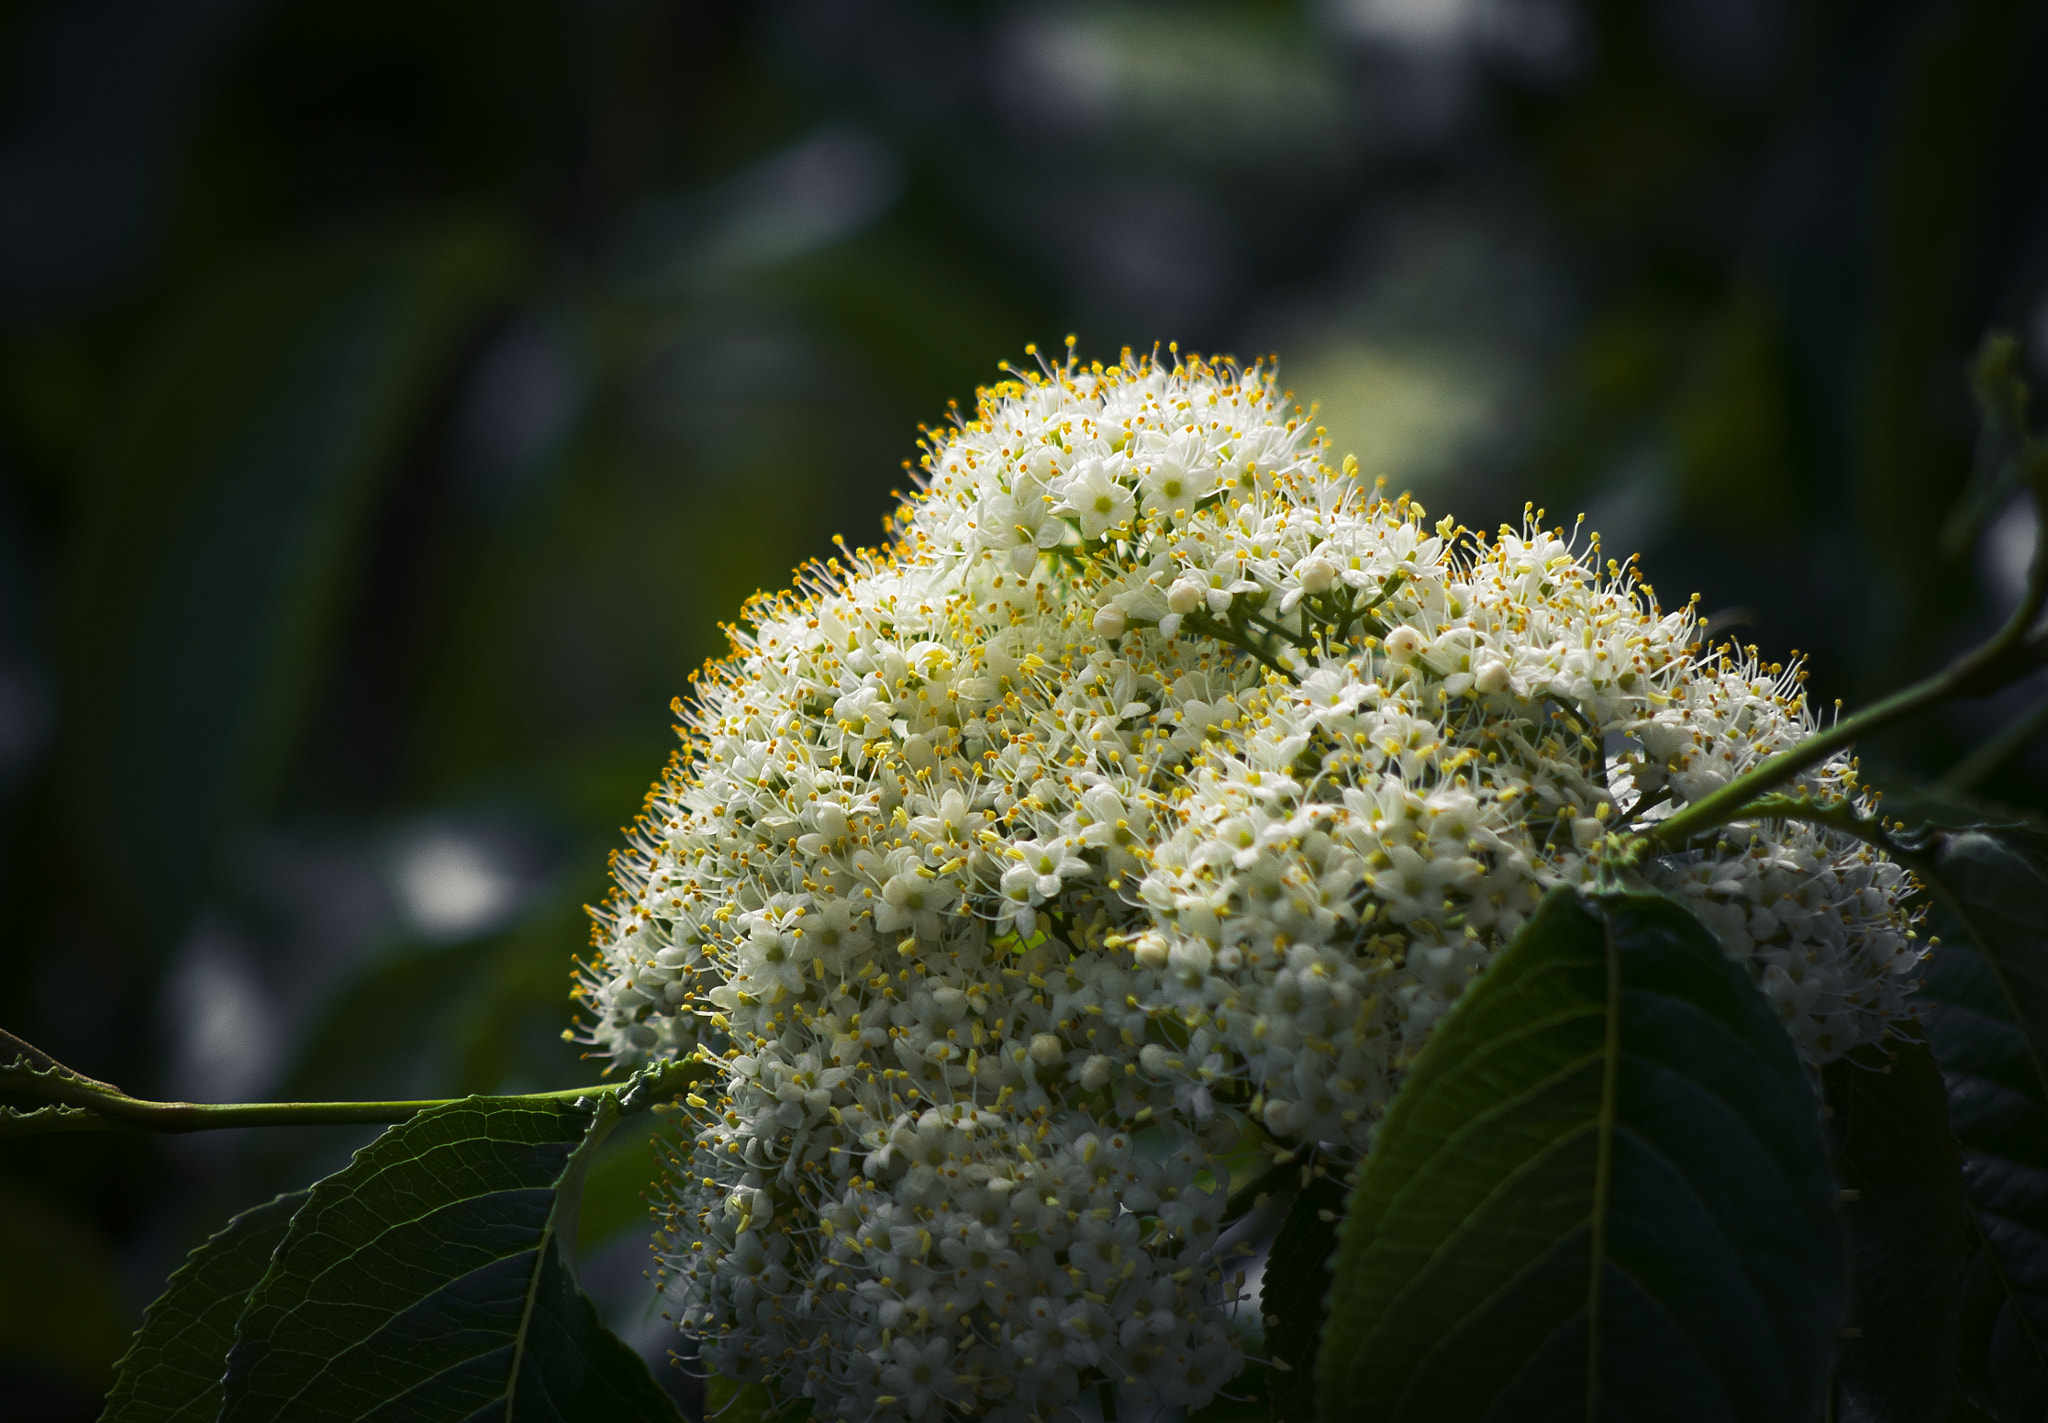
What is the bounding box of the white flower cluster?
[576,347,1919,1422]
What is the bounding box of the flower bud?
[1092,604,1127,638]
[1383,625,1424,663]
[1029,1033,1065,1065]
[1294,554,1337,594]
[1167,578,1205,615]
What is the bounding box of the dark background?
[1,1,2045,1418]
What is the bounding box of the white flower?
[875,1335,956,1417]
[1059,458,1136,539]
[1140,454,1212,520]
[574,347,1920,1423]
[877,868,959,940]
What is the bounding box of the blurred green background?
[1,0,2044,1417]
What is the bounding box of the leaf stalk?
[0,1028,708,1139]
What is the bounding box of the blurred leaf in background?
[65,223,520,944]
[1,1,2045,1418]
[0,1178,132,1415]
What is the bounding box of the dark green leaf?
[1918,911,2048,1422]
[237,938,505,1201]
[220,1095,683,1423]
[1920,832,2048,1100]
[1866,783,2048,848]
[100,1189,307,1423]
[1261,1172,1345,1423]
[1317,888,1844,1423]
[1823,1040,1968,1423]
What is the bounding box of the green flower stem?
[0,1027,709,1139]
[1640,483,2048,852]
[1179,610,1295,680]
[1735,793,1897,851]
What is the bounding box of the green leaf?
[100,1189,307,1423]
[1822,1039,1968,1423]
[64,222,518,934]
[1317,888,1843,1423]
[1261,1171,1345,1423]
[1866,782,2048,847]
[1920,831,2048,1100]
[219,1094,684,1422]
[1918,893,2048,1422]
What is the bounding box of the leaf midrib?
[245,1101,612,1420]
[1925,857,2048,1100]
[1322,893,1841,1423]
[1583,911,1621,1423]
[1967,1200,2048,1378]
[258,1145,562,1409]
[1356,984,1612,1240]
[1381,1068,1781,1420]
[1353,976,1626,1358]
[1365,980,1791,1414]
[503,1095,620,1419]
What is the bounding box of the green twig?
[1640,468,2048,851]
[1243,611,1316,652]
[0,1027,709,1139]
[1182,610,1297,681]
[1736,793,1904,852]
[1358,568,1408,614]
